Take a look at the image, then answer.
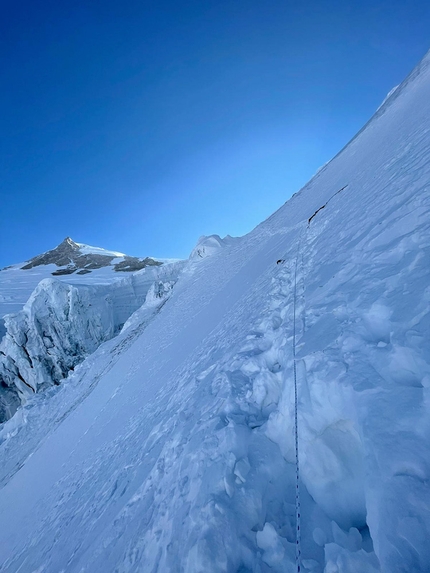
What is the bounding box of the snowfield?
[0,49,430,573]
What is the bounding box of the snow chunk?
[233,457,251,483]
[256,522,285,566]
[324,543,380,573]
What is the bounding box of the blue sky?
[1,0,429,266]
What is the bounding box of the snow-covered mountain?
[0,50,429,573]
[0,240,186,422]
[0,237,165,319]
[20,236,162,275]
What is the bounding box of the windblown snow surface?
[0,51,430,573]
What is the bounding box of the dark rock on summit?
[21,237,115,274]
[114,257,162,272]
[51,268,77,276]
[20,237,162,275]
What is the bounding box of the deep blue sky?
[1,0,429,266]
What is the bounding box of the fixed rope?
[284,186,348,570]
[292,230,303,573]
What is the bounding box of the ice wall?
[0,262,185,422]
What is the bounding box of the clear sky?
[1,0,429,266]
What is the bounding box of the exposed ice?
[0,261,185,421]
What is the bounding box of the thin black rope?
[292,238,302,573]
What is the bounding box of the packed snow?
[0,49,429,573]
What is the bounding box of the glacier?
[0,261,185,422]
[0,237,169,320]
[0,49,429,573]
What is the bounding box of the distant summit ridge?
[21,237,162,276]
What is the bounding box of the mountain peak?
[20,239,162,275]
[60,237,79,248]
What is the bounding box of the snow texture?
[0,49,430,572]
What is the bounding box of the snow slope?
[0,50,429,573]
[74,243,126,257]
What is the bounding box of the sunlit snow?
[0,50,429,573]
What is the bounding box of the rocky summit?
[21,237,162,275]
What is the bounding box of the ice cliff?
[0,262,185,422]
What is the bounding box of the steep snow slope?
[0,50,429,573]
